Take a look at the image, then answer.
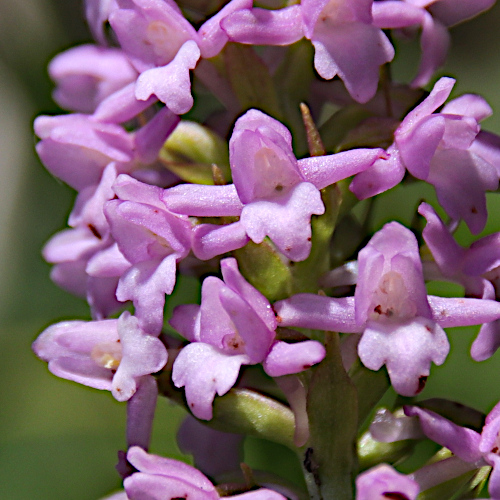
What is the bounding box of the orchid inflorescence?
[33,0,500,498]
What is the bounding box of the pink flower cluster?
[32,0,500,498]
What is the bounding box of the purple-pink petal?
[442,94,493,122]
[172,342,250,420]
[274,294,361,333]
[221,5,304,46]
[398,76,454,137]
[372,1,424,29]
[221,257,276,331]
[240,182,324,262]
[163,184,243,217]
[198,0,253,58]
[230,129,301,204]
[418,202,465,277]
[263,340,326,377]
[219,285,275,362]
[470,130,500,177]
[397,114,446,180]
[169,304,201,342]
[116,255,178,334]
[311,21,394,103]
[199,276,243,348]
[411,12,449,88]
[349,144,405,199]
[427,148,498,234]
[134,107,180,163]
[33,318,117,391]
[464,232,500,276]
[125,473,215,500]
[43,226,105,265]
[86,242,131,278]
[92,82,157,123]
[297,147,386,190]
[471,319,500,362]
[135,40,200,114]
[112,312,168,401]
[35,115,134,190]
[354,222,431,325]
[109,0,197,71]
[87,275,124,320]
[487,456,500,498]
[111,173,166,208]
[192,222,249,261]
[404,406,483,463]
[428,295,500,328]
[49,44,137,113]
[126,446,217,493]
[358,318,449,396]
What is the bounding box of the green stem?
[305,333,358,500]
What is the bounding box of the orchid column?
[31,0,500,499]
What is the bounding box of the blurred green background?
[1,1,500,498]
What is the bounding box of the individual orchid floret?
[35,103,179,191]
[351,77,499,234]
[105,174,192,335]
[32,311,167,401]
[164,109,384,262]
[43,225,112,303]
[42,163,132,320]
[274,222,500,396]
[123,446,287,500]
[301,0,395,103]
[34,114,135,190]
[356,464,419,500]
[353,222,449,396]
[228,109,325,262]
[372,1,450,89]
[38,106,179,318]
[405,400,500,498]
[373,0,495,87]
[418,202,468,285]
[222,0,394,103]
[42,161,136,320]
[164,108,323,261]
[108,0,198,73]
[48,44,137,113]
[43,221,128,323]
[109,0,251,114]
[419,201,500,361]
[171,257,326,420]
